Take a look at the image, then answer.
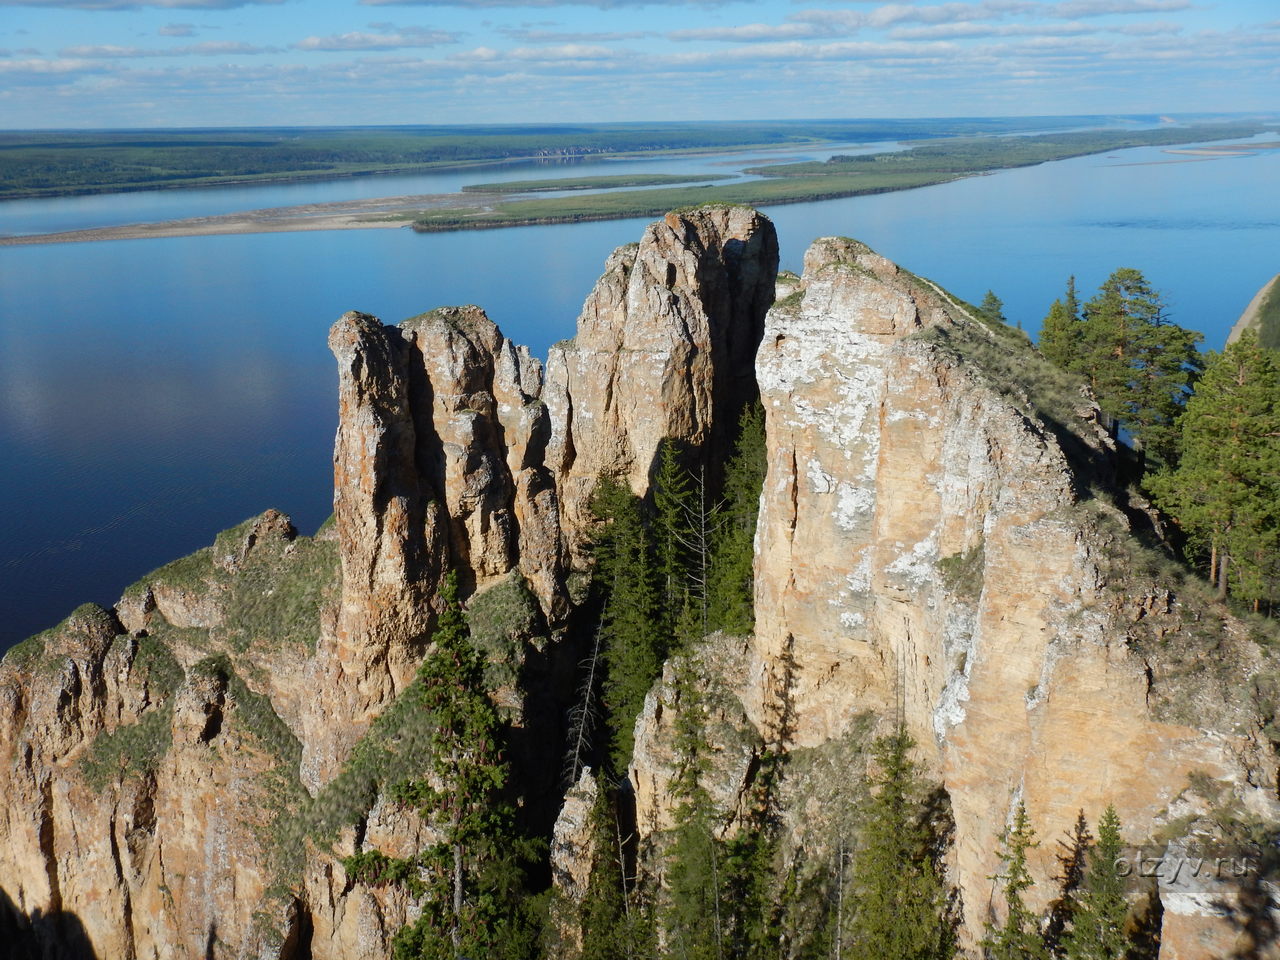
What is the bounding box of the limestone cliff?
[0,205,778,959]
[1,208,1278,960]
[624,236,1280,958]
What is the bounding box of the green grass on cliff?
[81,704,174,791]
[222,537,339,654]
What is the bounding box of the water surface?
[1,134,1276,648]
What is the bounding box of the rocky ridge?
[1,207,1277,959]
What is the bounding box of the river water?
[1,133,1277,647]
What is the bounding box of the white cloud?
[295,28,458,51]
[59,41,276,56]
[670,21,828,41]
[499,27,653,41]
[1,0,282,8]
[451,42,622,60]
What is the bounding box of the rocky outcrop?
[3,210,1278,960]
[545,205,778,560]
[625,235,1280,956]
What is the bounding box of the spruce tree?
[654,439,696,635]
[1040,277,1082,370]
[839,726,956,960]
[1061,806,1130,960]
[662,667,728,960]
[1039,298,1078,370]
[1147,332,1280,603]
[982,801,1048,960]
[707,402,767,636]
[347,570,537,960]
[591,475,667,769]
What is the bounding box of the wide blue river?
[1,133,1277,647]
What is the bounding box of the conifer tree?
[575,777,656,960]
[980,290,1008,325]
[1060,806,1130,960]
[1039,277,1081,370]
[1076,268,1202,464]
[982,801,1048,960]
[662,667,729,960]
[707,402,767,636]
[839,726,956,960]
[1147,332,1280,604]
[591,475,667,769]
[346,570,537,960]
[654,439,696,635]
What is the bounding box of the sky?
[1,0,1277,128]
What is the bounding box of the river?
[1,132,1276,647]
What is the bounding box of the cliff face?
[1,208,1277,960]
[0,205,778,959]
[740,238,1279,950]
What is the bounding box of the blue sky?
[1,0,1276,127]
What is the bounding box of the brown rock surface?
[545,205,778,560]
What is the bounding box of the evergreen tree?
[1039,299,1078,370]
[591,475,667,769]
[980,290,1008,326]
[1061,806,1130,960]
[839,727,956,960]
[1076,268,1202,464]
[1065,275,1080,324]
[576,777,655,960]
[662,667,729,960]
[707,402,767,636]
[982,801,1048,960]
[1147,332,1280,604]
[347,571,538,960]
[654,439,696,635]
[1039,277,1082,370]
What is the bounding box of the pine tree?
[707,402,767,636]
[1039,299,1077,370]
[982,801,1048,960]
[1061,806,1130,960]
[347,570,537,960]
[1076,268,1202,464]
[980,290,1008,326]
[1147,332,1280,604]
[839,727,957,960]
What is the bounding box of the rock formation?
[1,208,1278,960]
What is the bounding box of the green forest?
[1036,271,1280,610]
[0,116,1123,199]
